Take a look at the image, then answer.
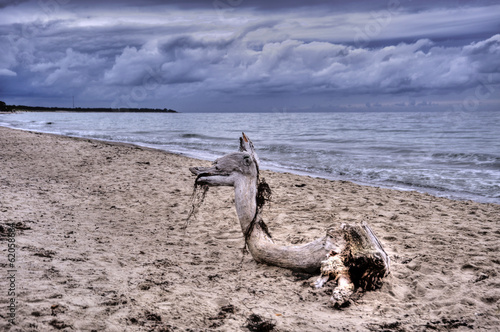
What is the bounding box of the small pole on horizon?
[72,96,75,108]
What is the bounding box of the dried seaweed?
[256,178,272,210]
[184,182,209,228]
[245,314,276,332]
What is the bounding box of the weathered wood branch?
[245,216,343,273]
[189,133,390,307]
[314,222,390,307]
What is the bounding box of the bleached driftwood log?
[189,133,390,307]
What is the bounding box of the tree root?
[314,253,355,308]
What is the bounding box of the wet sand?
[0,126,499,331]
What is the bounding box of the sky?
[1,0,499,112]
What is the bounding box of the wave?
[180,133,229,141]
[2,111,499,204]
[431,152,500,168]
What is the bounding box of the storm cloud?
[1,0,499,111]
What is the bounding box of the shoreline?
[1,123,496,206]
[1,126,499,331]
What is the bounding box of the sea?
[1,111,499,204]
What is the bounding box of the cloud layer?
[1,0,499,111]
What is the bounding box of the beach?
[0,126,499,331]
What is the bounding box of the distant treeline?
[0,101,177,113]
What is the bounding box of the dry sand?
[0,126,499,331]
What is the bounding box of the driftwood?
[189,133,390,307]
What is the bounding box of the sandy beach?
[0,126,499,331]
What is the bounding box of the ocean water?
[1,111,499,204]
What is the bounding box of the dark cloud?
[0,0,30,9]
[1,0,499,111]
[48,0,500,11]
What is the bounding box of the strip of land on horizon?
[0,103,177,113]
